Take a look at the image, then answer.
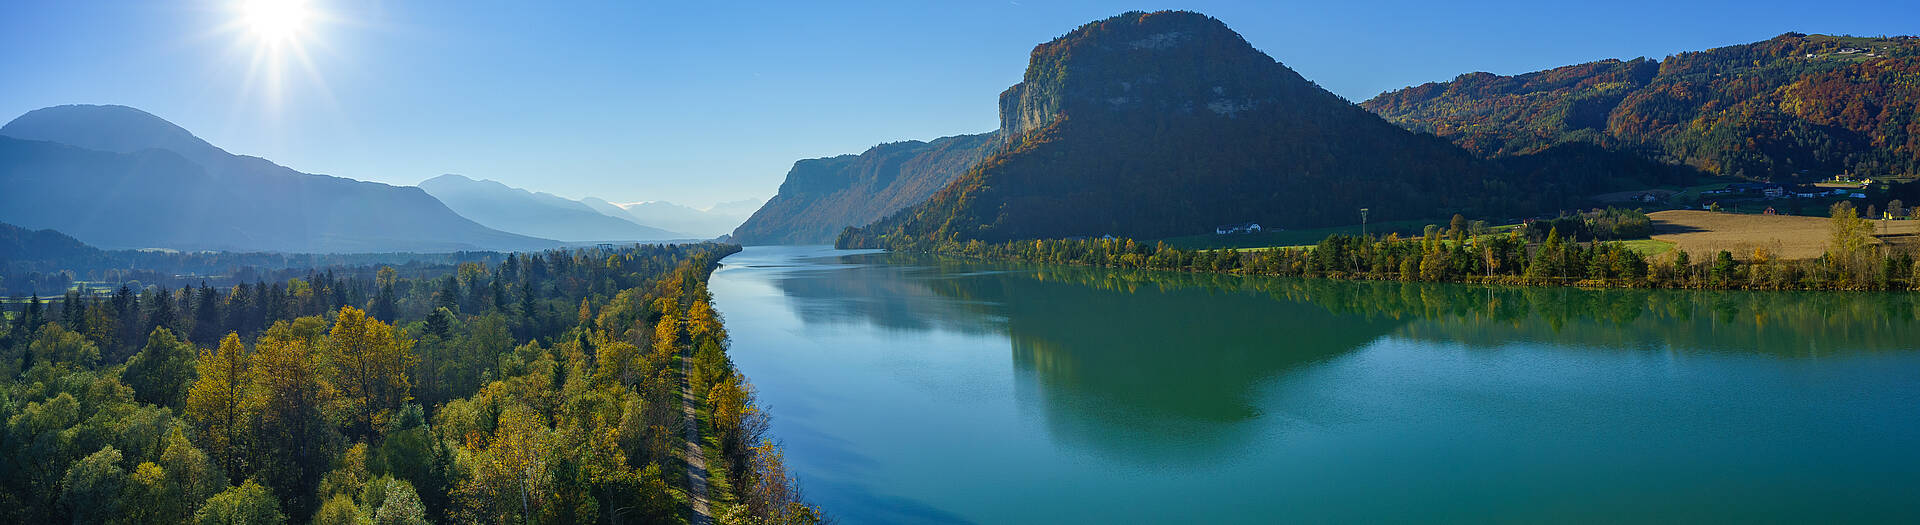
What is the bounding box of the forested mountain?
[416,174,683,242]
[1362,33,1920,181]
[0,105,556,253]
[582,197,751,239]
[843,11,1617,246]
[0,222,99,264]
[732,132,998,245]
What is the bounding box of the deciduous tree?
[323,307,417,439]
[124,327,197,407]
[185,333,255,476]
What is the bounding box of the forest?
[0,242,821,524]
[1363,33,1920,181]
[1,220,522,297]
[845,203,1919,291]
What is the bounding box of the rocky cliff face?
[731,132,998,245]
[994,11,1325,144]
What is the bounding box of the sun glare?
[240,0,310,44]
[221,0,334,113]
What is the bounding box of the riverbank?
[844,229,1918,292]
[671,256,822,524]
[839,201,1920,291]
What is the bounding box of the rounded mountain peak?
[0,104,227,165]
[1052,10,1246,48]
[997,10,1321,140]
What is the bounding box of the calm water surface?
[707,245,1920,524]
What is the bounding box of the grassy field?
[1649,210,1920,260]
[1145,206,1920,262]
[1615,239,1677,257]
[1160,219,1440,250]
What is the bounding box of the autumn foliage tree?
[322,306,416,440]
[185,332,256,477]
[250,322,342,518]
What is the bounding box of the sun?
[221,0,333,113]
[239,0,311,44]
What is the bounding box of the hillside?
[0,105,557,253]
[842,11,1596,246]
[1362,33,1920,181]
[417,174,683,242]
[733,132,998,245]
[0,221,100,263]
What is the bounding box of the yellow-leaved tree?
[323,306,417,439]
[459,405,554,522]
[251,322,339,503]
[184,332,256,476]
[1829,201,1876,284]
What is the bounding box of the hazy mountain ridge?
[732,131,999,245]
[704,198,766,218]
[580,197,754,239]
[1362,33,1920,180]
[417,174,684,242]
[0,105,558,253]
[579,196,640,223]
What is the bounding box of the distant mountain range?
[583,197,756,240]
[418,174,684,241]
[1362,33,1920,181]
[0,105,557,253]
[704,198,766,218]
[732,132,999,245]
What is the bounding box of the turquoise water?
[707,245,1920,523]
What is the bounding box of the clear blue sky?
[3,1,1915,207]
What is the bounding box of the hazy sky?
[3,1,1915,207]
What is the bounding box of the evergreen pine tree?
[193,283,222,345]
[149,287,177,337]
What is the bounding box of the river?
[707,245,1920,523]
